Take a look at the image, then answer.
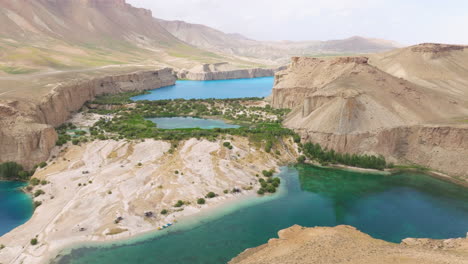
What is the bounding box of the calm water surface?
[0,181,33,236]
[147,117,240,129]
[54,165,468,264]
[131,77,274,101]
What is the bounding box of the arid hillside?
[272,44,468,179]
[158,19,401,62]
[370,43,468,100]
[229,225,468,264]
[0,0,260,75]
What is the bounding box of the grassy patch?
[0,65,38,74]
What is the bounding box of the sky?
[127,0,468,45]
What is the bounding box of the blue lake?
[53,165,468,264]
[131,77,274,101]
[0,181,33,236]
[147,117,240,129]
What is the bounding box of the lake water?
[147,117,240,129]
[131,77,274,101]
[0,181,33,236]
[53,165,468,264]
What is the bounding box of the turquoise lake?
[147,117,240,129]
[0,181,33,236]
[53,165,468,264]
[131,77,274,101]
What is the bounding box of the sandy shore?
[0,137,297,264]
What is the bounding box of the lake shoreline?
[47,165,468,264]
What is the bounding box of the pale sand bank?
[0,137,297,264]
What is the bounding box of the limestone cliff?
[272,49,468,179]
[0,69,176,169]
[177,63,284,81]
[229,225,468,264]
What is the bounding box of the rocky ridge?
[272,44,468,180]
[177,63,285,81]
[229,225,468,264]
[0,68,176,169]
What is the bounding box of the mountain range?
[0,0,401,75]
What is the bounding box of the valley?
[0,1,467,264]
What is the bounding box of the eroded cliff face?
[229,225,468,264]
[0,68,176,169]
[272,54,468,179]
[177,63,284,81]
[298,125,468,179]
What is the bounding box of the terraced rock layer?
[0,68,176,169]
[272,44,468,180]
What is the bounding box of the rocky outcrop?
[229,225,468,264]
[272,54,468,179]
[0,68,176,169]
[297,125,468,179]
[177,63,284,81]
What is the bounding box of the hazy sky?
[128,0,468,45]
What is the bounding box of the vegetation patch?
[302,142,387,170]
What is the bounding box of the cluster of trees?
[92,112,296,145]
[91,91,149,105]
[56,122,88,146]
[0,162,33,181]
[302,142,387,170]
[258,177,281,195]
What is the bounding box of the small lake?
[131,77,274,101]
[146,117,240,129]
[0,181,33,236]
[53,165,468,264]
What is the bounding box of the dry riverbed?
[0,137,297,264]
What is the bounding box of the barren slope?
[271,49,468,179]
[0,0,260,74]
[229,225,468,264]
[370,43,468,99]
[273,56,467,134]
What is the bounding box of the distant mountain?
[0,0,260,74]
[0,0,401,75]
[157,19,402,62]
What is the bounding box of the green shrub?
[72,139,80,145]
[264,140,273,153]
[30,238,38,246]
[266,185,277,193]
[34,190,45,197]
[257,189,265,195]
[160,209,168,215]
[38,162,47,168]
[34,201,42,208]
[297,155,306,163]
[262,170,274,177]
[174,200,185,207]
[293,134,301,143]
[30,178,40,186]
[197,198,206,204]
[206,192,216,198]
